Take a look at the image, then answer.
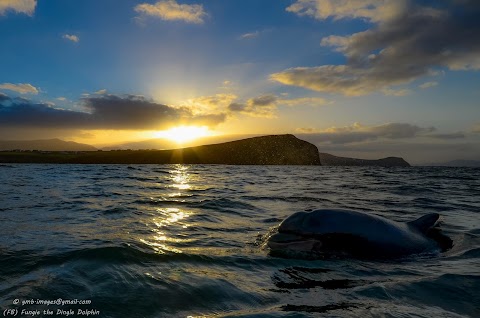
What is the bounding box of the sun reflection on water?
[169,165,192,190]
[154,208,190,227]
[140,165,195,254]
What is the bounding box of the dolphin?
[267,209,452,259]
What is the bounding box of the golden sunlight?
[153,125,211,144]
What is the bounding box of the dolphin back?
[407,213,439,234]
[271,209,451,259]
[278,209,400,238]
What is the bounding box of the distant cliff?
[72,134,321,165]
[319,153,410,167]
[0,139,97,151]
[0,135,321,165]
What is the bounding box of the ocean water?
[0,164,479,318]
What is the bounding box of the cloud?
[63,34,80,43]
[239,31,259,40]
[274,0,480,96]
[296,122,435,144]
[227,102,245,112]
[217,80,236,90]
[0,83,39,94]
[228,94,278,118]
[277,96,331,107]
[222,80,232,86]
[224,94,332,117]
[135,0,206,24]
[428,132,465,140]
[56,97,67,101]
[419,81,438,89]
[286,0,407,23]
[270,64,421,96]
[0,0,36,16]
[250,94,277,106]
[382,88,412,97]
[184,93,331,118]
[94,89,107,95]
[182,93,237,114]
[185,93,283,118]
[0,94,226,131]
[187,113,226,126]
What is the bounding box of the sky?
[0,0,479,163]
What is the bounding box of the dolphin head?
[277,211,309,234]
[267,211,324,253]
[267,232,320,252]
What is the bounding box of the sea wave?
[1,165,478,317]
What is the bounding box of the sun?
[154,125,211,144]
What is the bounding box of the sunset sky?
[1,0,479,163]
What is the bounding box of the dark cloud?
[429,132,465,139]
[187,113,227,126]
[0,99,90,129]
[0,94,226,131]
[250,95,277,106]
[369,123,435,139]
[81,94,182,129]
[228,102,246,112]
[273,0,480,96]
[296,122,435,144]
[227,94,277,118]
[299,131,374,144]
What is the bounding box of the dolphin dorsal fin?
[408,213,439,233]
